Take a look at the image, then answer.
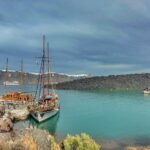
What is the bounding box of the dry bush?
[0,133,37,150]
[21,133,37,150]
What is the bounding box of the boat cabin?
[144,87,150,91]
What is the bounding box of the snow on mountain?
[1,69,89,78]
[1,69,16,72]
[51,72,89,77]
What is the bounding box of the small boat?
[3,81,19,86]
[144,87,150,94]
[30,35,60,122]
[1,58,34,102]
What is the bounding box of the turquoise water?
[52,90,150,140]
[3,85,150,141]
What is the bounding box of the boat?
[3,81,19,86]
[30,35,60,122]
[143,87,150,94]
[1,59,34,102]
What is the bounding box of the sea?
[2,85,150,149]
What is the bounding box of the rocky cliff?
[55,73,150,90]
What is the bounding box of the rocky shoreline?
[99,138,150,150]
[0,123,101,150]
[0,103,30,132]
[0,127,53,150]
[0,127,150,150]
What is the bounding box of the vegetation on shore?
[63,133,100,150]
[0,128,100,150]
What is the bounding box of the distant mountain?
[55,73,150,90]
[0,70,38,84]
[0,70,88,84]
[3,70,150,91]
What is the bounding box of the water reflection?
[144,93,150,96]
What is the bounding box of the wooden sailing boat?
[1,59,34,102]
[30,35,59,122]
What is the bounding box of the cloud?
[93,64,135,69]
[0,0,150,75]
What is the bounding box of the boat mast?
[47,42,50,95]
[20,59,23,93]
[4,58,8,88]
[42,35,46,96]
[47,43,55,93]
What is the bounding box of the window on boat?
[40,113,44,118]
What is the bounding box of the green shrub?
[63,133,100,150]
[48,135,60,150]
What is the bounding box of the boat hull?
[144,90,150,94]
[30,108,59,122]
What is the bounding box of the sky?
[0,0,150,75]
